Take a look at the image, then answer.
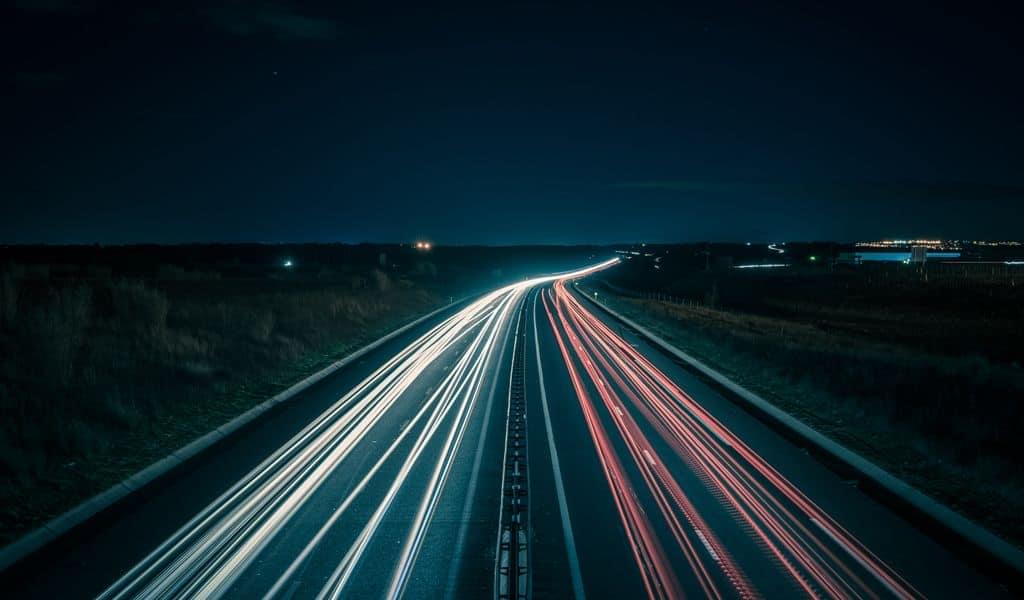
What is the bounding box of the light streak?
[544,288,739,599]
[543,279,923,599]
[98,259,617,600]
[543,290,684,600]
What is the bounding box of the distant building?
[838,249,960,264]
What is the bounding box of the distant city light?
[809,255,818,262]
[856,239,958,250]
[735,263,788,269]
[283,259,294,268]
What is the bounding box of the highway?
[1,260,1009,598]
[527,280,1006,598]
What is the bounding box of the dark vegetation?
[0,243,603,544]
[593,244,1024,545]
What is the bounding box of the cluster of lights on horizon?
[856,239,952,250]
[970,240,1022,246]
[856,239,1022,250]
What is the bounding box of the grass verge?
[0,268,444,545]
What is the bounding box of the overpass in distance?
[1,259,1011,598]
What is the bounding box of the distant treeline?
[0,243,610,287]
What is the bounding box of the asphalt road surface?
[1,260,1009,598]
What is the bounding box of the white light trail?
[99,258,618,600]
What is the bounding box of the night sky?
[6,1,1023,244]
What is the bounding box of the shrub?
[110,281,168,339]
[17,285,92,387]
[0,270,16,328]
[248,309,275,342]
[372,269,391,292]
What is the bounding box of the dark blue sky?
[5,1,1023,244]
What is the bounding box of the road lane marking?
[532,291,586,600]
[443,296,516,599]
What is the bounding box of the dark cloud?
[205,1,338,41]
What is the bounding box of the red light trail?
[543,279,923,599]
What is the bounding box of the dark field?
[591,245,1024,546]
[0,243,602,543]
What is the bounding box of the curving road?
[1,260,1009,598]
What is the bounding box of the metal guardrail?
[496,304,529,600]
